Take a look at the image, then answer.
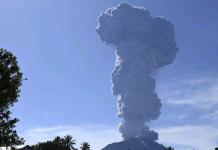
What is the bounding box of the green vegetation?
[80,142,91,150]
[0,48,24,147]
[167,146,174,150]
[31,135,90,150]
[31,135,76,150]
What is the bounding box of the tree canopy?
[80,142,90,150]
[0,49,23,108]
[167,146,174,150]
[31,135,77,150]
[0,48,24,147]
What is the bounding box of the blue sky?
[0,0,218,150]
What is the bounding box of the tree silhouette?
[80,142,90,150]
[31,135,77,150]
[167,146,174,150]
[0,48,24,147]
[63,135,76,150]
[215,147,218,150]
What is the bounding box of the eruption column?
[96,3,178,141]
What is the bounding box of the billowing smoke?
[96,3,178,141]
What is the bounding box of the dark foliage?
[80,142,90,150]
[31,135,77,150]
[167,146,174,150]
[0,48,24,147]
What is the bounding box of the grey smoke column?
[96,3,178,141]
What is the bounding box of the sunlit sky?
[0,0,218,150]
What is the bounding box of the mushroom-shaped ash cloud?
[96,3,178,140]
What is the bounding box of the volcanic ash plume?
[96,3,178,141]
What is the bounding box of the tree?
[80,142,90,150]
[0,48,24,147]
[167,146,174,150]
[31,135,77,150]
[63,135,76,150]
[215,147,218,150]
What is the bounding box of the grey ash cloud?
[96,3,178,141]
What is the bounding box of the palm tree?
[63,135,76,150]
[80,142,90,150]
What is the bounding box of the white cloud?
[22,124,121,150]
[170,74,218,105]
[154,72,218,150]
[158,72,218,121]
[157,124,218,150]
